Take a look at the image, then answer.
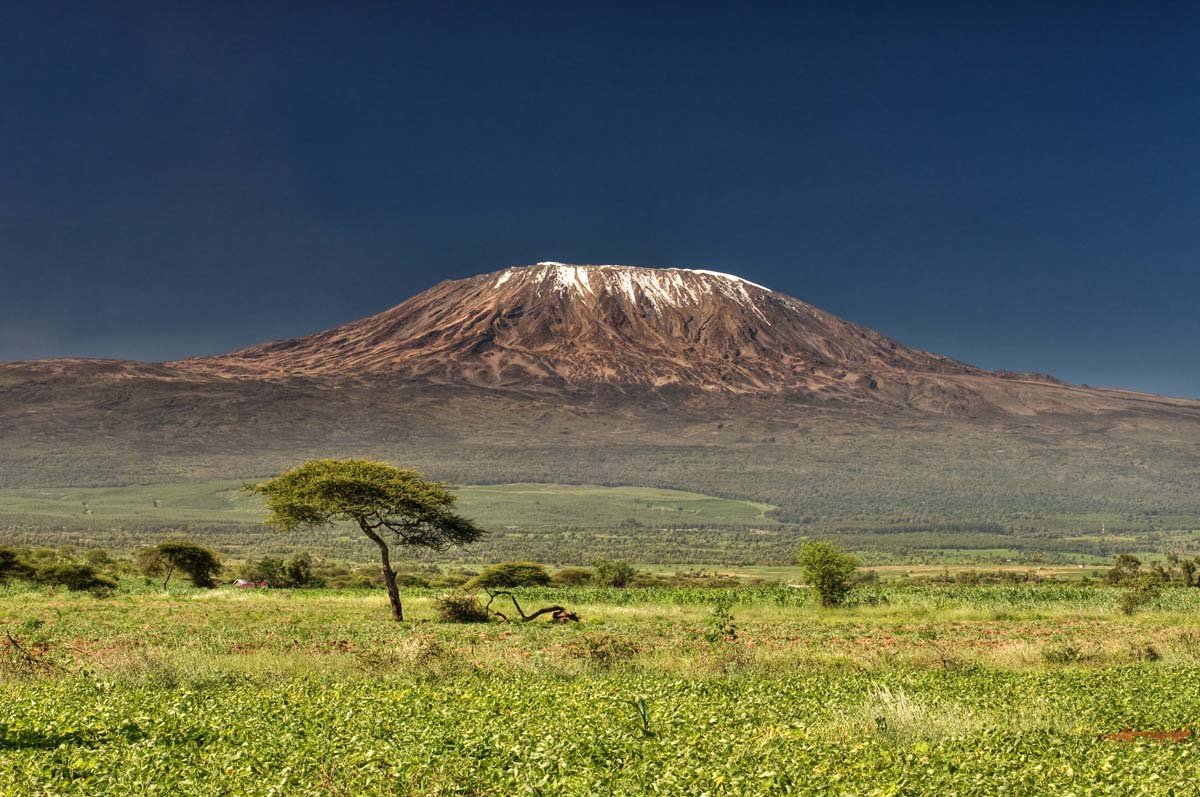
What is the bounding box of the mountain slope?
[173,263,981,395]
[165,262,1198,418]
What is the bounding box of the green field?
[459,483,777,528]
[0,481,793,563]
[5,373,1200,568]
[4,583,1200,795]
[0,480,776,528]
[1,479,1193,567]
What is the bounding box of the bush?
[798,542,859,607]
[284,553,315,587]
[35,563,117,592]
[1127,641,1161,662]
[1106,553,1142,586]
[436,593,492,623]
[568,633,639,666]
[467,562,551,589]
[83,549,113,567]
[1041,643,1089,664]
[704,598,737,643]
[394,572,431,588]
[1117,575,1161,616]
[429,572,470,589]
[240,557,286,586]
[592,559,638,588]
[0,548,33,584]
[240,552,321,588]
[551,567,594,586]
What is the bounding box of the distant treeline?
[2,516,1193,567]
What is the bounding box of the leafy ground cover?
[3,584,1200,794]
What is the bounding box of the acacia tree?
[136,541,222,589]
[248,459,484,621]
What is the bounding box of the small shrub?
[1106,553,1142,585]
[83,549,113,567]
[1117,575,1161,616]
[798,542,859,607]
[1127,641,1161,662]
[853,590,889,607]
[1041,643,1089,664]
[853,687,977,744]
[394,572,431,588]
[704,599,737,643]
[284,553,316,587]
[570,633,639,666]
[409,638,449,665]
[436,593,491,623]
[592,559,638,588]
[1172,630,1200,661]
[429,572,470,589]
[0,548,33,584]
[240,556,286,586]
[551,567,594,586]
[240,552,323,588]
[363,637,454,673]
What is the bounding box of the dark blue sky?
[3,3,1197,397]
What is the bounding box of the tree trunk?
[360,523,403,621]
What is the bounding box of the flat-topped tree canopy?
[248,459,484,620]
[251,459,482,548]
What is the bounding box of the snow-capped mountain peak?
[175,262,979,395]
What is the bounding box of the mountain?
[169,262,1182,417]
[2,262,1199,562]
[174,263,977,393]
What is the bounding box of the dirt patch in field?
[1103,729,1192,743]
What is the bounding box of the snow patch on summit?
[493,263,770,320]
[686,269,770,292]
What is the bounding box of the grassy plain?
[0,480,1192,566]
[4,583,1200,794]
[0,481,777,529]
[5,375,1200,566]
[0,481,791,563]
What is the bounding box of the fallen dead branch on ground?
[484,590,580,623]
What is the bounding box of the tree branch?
[483,590,579,623]
[3,631,67,674]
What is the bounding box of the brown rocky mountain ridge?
[3,262,1198,419]
[174,262,979,391]
[164,262,1191,417]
